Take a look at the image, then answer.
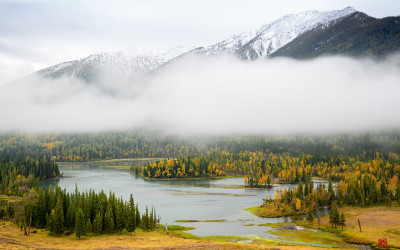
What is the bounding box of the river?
[41,161,330,240]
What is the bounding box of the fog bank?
[1,55,400,134]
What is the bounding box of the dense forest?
[1,130,400,237]
[0,185,159,237]
[0,156,60,195]
[1,131,400,162]
[263,173,400,221]
[0,151,159,238]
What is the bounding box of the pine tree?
[340,213,346,230]
[307,209,314,224]
[104,205,114,234]
[93,212,102,234]
[297,181,303,200]
[35,190,47,228]
[135,203,140,228]
[149,206,154,230]
[65,203,75,230]
[143,206,149,230]
[75,208,86,238]
[329,202,339,228]
[328,180,335,204]
[48,210,56,235]
[54,197,64,234]
[127,195,136,234]
[86,218,92,234]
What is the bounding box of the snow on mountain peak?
[38,46,193,81]
[37,7,357,84]
[200,7,357,60]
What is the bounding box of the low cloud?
[1,55,400,134]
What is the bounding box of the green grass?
[271,226,346,248]
[243,224,254,226]
[258,222,292,228]
[244,206,261,216]
[174,219,226,223]
[167,225,195,231]
[200,235,248,243]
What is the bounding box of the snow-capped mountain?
[237,7,356,59]
[38,46,192,83]
[36,7,356,83]
[184,7,356,60]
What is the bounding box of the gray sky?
[0,0,399,84]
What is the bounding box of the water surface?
[43,162,329,239]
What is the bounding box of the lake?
[42,161,330,239]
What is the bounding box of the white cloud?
[1,55,400,134]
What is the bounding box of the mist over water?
[1,55,400,134]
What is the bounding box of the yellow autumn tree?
[295,198,301,211]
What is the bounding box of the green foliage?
[86,218,92,233]
[93,212,102,234]
[104,205,114,234]
[307,209,314,224]
[35,190,47,228]
[53,197,64,235]
[167,225,185,230]
[329,202,340,228]
[0,156,59,195]
[126,194,136,233]
[75,208,86,238]
[340,213,346,230]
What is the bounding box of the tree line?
[1,185,159,238]
[0,156,60,195]
[0,155,159,238]
[265,174,400,224]
[1,131,400,162]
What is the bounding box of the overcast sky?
[0,0,399,84]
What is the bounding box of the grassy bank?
[294,205,400,249]
[0,220,339,249]
[245,203,305,218]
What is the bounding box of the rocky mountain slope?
[270,12,400,59]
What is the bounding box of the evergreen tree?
[340,213,346,230]
[297,181,303,200]
[65,203,75,230]
[93,212,102,234]
[127,195,136,233]
[329,202,339,228]
[104,205,114,234]
[307,209,314,224]
[149,206,154,230]
[135,203,140,228]
[86,218,92,234]
[75,208,86,238]
[328,180,335,204]
[143,206,149,230]
[48,210,56,235]
[54,197,64,234]
[35,190,47,228]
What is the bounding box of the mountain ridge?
[23,6,399,86]
[270,12,400,58]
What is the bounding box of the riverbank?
[245,203,306,218]
[0,220,341,249]
[143,175,244,181]
[57,158,163,164]
[294,205,400,249]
